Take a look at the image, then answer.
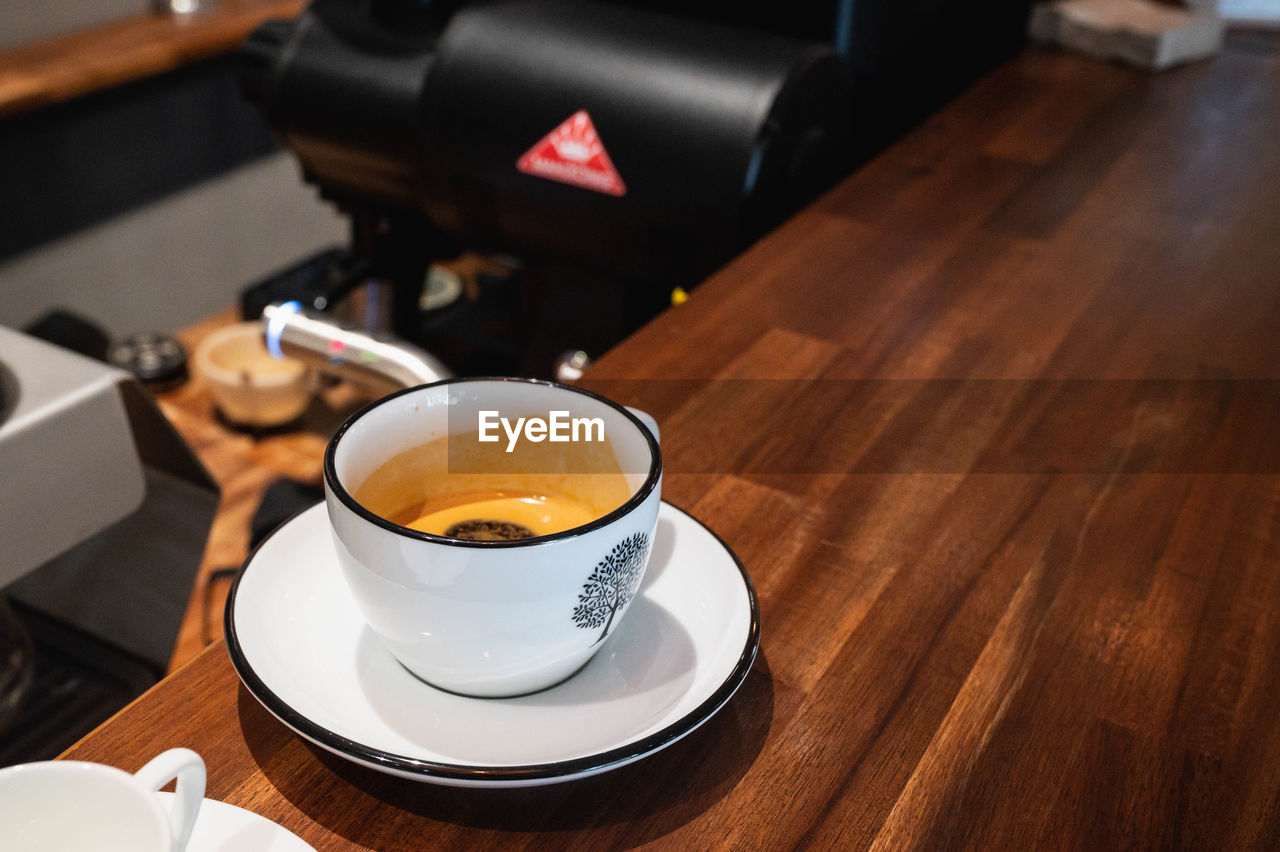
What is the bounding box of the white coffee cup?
[0,748,205,852]
[324,378,662,698]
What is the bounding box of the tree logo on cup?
[573,532,650,645]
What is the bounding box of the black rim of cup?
[323,376,663,548]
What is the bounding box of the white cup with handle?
[325,377,663,698]
[0,748,205,851]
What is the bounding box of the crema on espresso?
[353,429,633,540]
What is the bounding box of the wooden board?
[0,0,306,118]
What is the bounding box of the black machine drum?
[242,0,849,283]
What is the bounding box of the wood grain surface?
[0,0,305,118]
[63,34,1280,850]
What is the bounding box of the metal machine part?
[261,301,452,394]
[553,350,592,384]
[0,327,218,764]
[106,332,189,391]
[0,327,217,667]
[0,329,147,584]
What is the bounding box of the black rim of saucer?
[323,377,663,549]
[223,501,761,784]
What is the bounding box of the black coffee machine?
[238,0,1027,375]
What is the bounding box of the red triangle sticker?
[516,110,627,197]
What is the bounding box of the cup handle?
[626,407,660,444]
[134,748,205,852]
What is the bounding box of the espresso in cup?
[354,429,634,540]
[325,378,662,697]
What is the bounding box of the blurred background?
[2,0,1276,766]
[0,2,341,338]
[0,0,1042,762]
[0,0,1040,358]
[2,0,1276,358]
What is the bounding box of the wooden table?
[63,34,1280,849]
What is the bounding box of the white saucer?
[156,793,314,851]
[226,501,759,788]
